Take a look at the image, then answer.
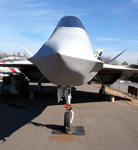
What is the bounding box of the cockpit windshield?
[56,16,86,30]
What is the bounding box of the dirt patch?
[49,134,80,142]
[94,83,138,109]
[132,137,138,142]
[87,112,95,117]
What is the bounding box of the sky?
[0,0,138,65]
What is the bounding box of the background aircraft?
[93,49,103,60]
[0,56,23,77]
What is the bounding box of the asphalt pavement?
[0,83,138,150]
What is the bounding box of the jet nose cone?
[29,53,83,85]
[29,52,103,86]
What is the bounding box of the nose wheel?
[64,103,74,134]
[64,111,70,134]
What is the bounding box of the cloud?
[0,0,89,56]
[0,23,43,55]
[112,7,137,13]
[92,42,138,64]
[0,41,42,56]
[130,0,138,4]
[96,37,120,41]
[130,40,138,43]
[112,8,126,14]
[117,52,138,64]
[112,1,138,14]
[95,37,138,44]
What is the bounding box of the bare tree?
[111,59,119,65]
[0,52,2,57]
[121,61,128,66]
[130,64,138,69]
[0,52,3,57]
[13,52,16,56]
[3,52,7,57]
[100,56,119,65]
[17,52,21,56]
[100,56,111,63]
[24,52,28,58]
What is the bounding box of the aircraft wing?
[96,64,138,84]
[103,64,138,73]
[0,60,34,67]
[0,60,44,81]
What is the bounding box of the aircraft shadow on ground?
[28,121,66,133]
[0,85,131,143]
[28,121,64,133]
[0,98,48,143]
[29,85,131,103]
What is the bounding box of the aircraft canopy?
[56,16,86,30]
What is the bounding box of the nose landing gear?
[57,86,74,134]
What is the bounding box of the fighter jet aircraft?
[0,15,138,133]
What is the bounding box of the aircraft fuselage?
[29,16,103,86]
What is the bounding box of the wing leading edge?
[96,64,138,84]
[0,60,33,67]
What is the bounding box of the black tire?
[64,111,70,133]
[99,88,105,95]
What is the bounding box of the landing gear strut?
[57,86,74,134]
[99,85,105,95]
[99,85,106,100]
[37,82,43,93]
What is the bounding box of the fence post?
[134,87,137,99]
[128,86,130,96]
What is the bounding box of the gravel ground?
[94,82,138,109]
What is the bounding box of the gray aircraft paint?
[29,16,103,86]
